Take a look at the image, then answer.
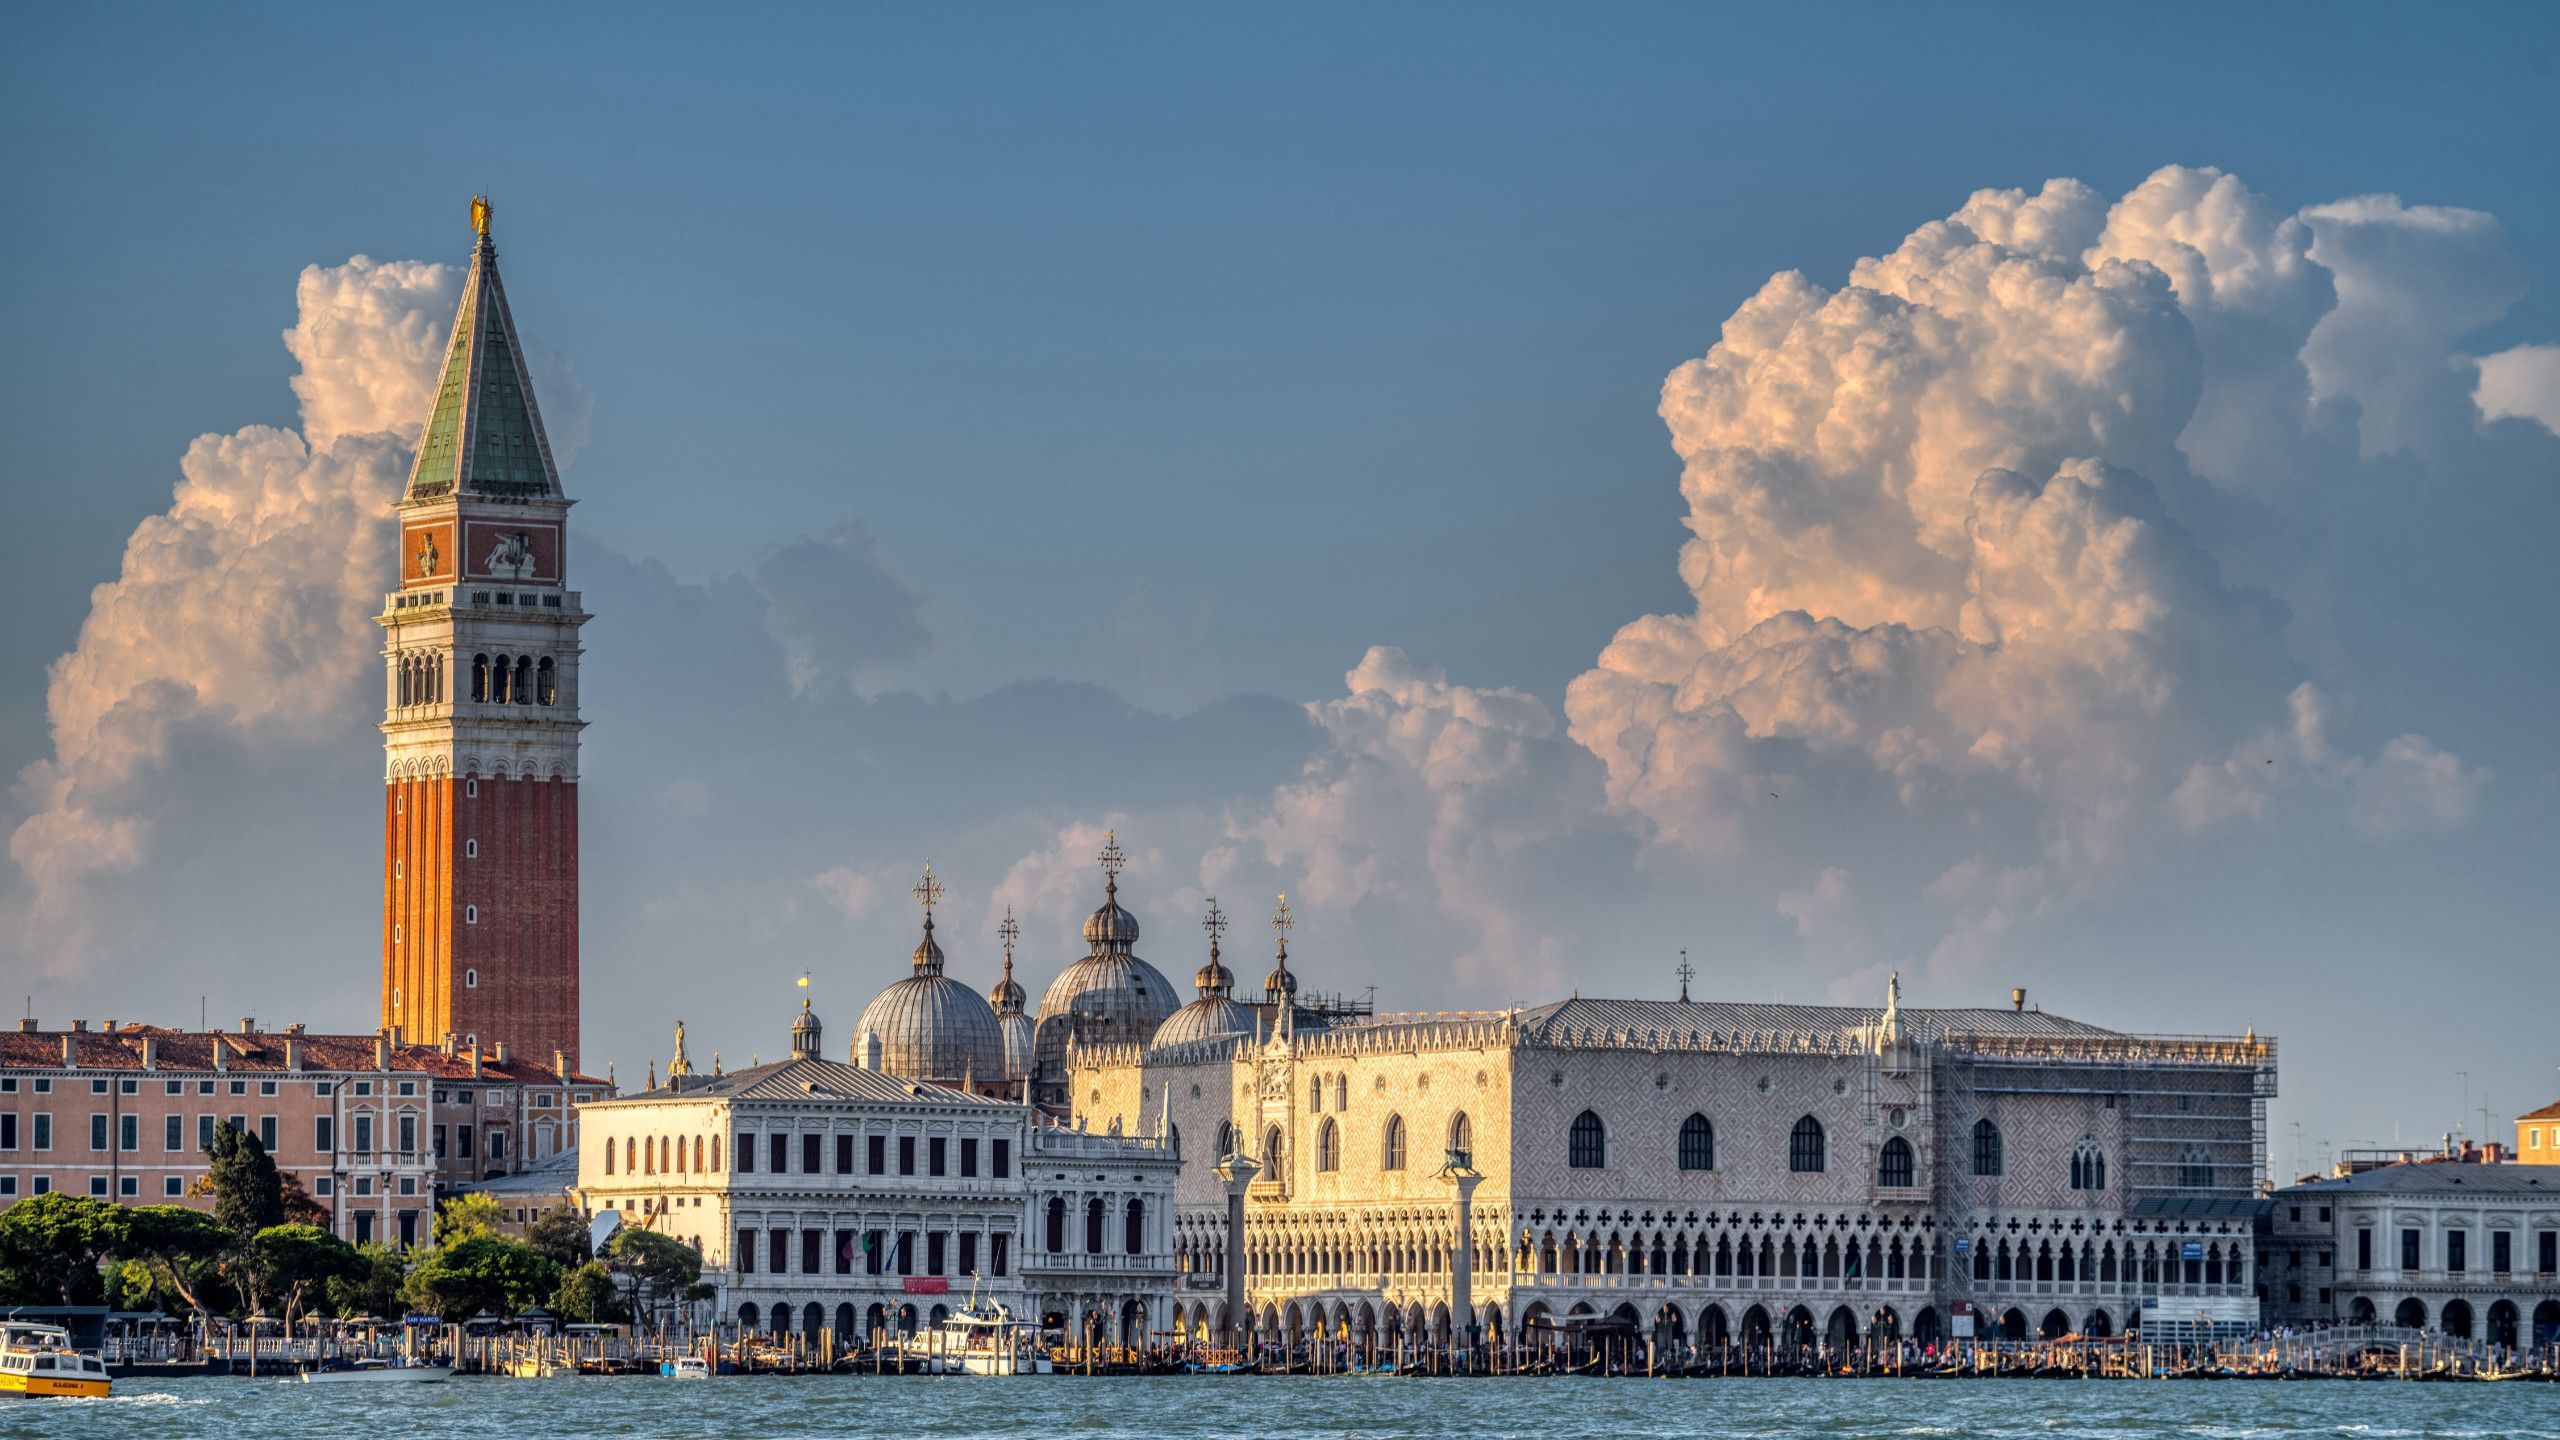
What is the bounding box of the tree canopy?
[432,1193,504,1247]
[0,1193,127,1304]
[525,1205,592,1266]
[204,1122,285,1239]
[402,1235,561,1322]
[115,1204,233,1315]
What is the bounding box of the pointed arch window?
[1789,1115,1826,1173]
[1381,1114,1407,1171]
[2070,1139,2107,1191]
[1568,1110,1606,1169]
[1446,1111,1473,1165]
[1316,1118,1340,1173]
[1214,1120,1236,1159]
[1677,1113,1714,1171]
[1972,1118,2003,1176]
[1262,1125,1284,1178]
[1878,1135,1914,1187]
[1332,1074,1348,1111]
[1309,1077,1322,1114]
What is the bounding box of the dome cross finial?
[913,863,947,917]
[1097,830,1126,895]
[1202,896,1227,958]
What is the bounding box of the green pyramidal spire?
[405,196,563,502]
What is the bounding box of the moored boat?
[298,1357,452,1384]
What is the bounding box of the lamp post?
[1213,1147,1259,1356]
[1436,1143,1485,1373]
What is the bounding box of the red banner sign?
[902,1277,949,1295]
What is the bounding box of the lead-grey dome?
[1032,843,1176,1085]
[1153,897,1255,1050]
[856,905,1004,1088]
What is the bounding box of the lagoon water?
[6,1375,2553,1440]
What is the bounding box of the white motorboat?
[925,1282,1053,1375]
[666,1356,712,1379]
[298,1358,452,1383]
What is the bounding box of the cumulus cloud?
[1566,164,2528,978]
[6,259,465,963]
[2474,344,2560,437]
[2170,682,2486,841]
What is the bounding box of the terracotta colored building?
[379,196,590,1070]
[0,1019,602,1247]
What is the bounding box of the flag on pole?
[797,973,810,988]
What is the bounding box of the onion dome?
[1263,892,1299,1000]
[1032,833,1178,1084]
[1153,897,1255,1049]
[991,907,1035,1083]
[854,866,1004,1088]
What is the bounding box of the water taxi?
[665,1355,712,1380]
[0,1322,110,1399]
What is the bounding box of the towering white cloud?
[1566,165,2528,976]
[6,258,459,964]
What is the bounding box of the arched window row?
[1965,1234,2248,1291]
[603,1129,722,1177]
[469,652,560,707]
[394,651,447,708]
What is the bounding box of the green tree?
[325,1242,411,1320]
[525,1206,592,1266]
[203,1122,285,1239]
[604,1227,701,1335]
[402,1236,561,1322]
[0,1192,128,1303]
[115,1205,233,1317]
[106,1259,159,1312]
[245,1225,365,1330]
[432,1193,504,1247]
[550,1260,629,1325]
[276,1171,330,1228]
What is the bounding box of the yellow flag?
[796,973,810,988]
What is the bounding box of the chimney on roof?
[239,1017,254,1035]
[2011,987,2026,1012]
[553,1049,569,1081]
[2485,1142,2506,1163]
[441,1032,458,1058]
[493,1041,509,1065]
[285,1022,306,1036]
[15,1018,33,1033]
[213,1035,228,1071]
[375,1032,390,1071]
[61,1033,77,1067]
[105,1019,117,1033]
[284,1037,302,1072]
[71,1018,88,1033]
[141,1034,157,1069]
[469,1043,483,1080]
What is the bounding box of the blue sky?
[4,5,2556,1172]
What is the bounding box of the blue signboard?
[1953,1237,1971,1255]
[2181,1240,2204,1262]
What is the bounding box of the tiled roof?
[455,1146,579,1198]
[597,1055,1011,1110]
[0,1026,603,1087]
[1513,997,2119,1042]
[2278,1162,2560,1197]
[2519,1098,2560,1121]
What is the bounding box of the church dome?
[989,907,1035,1083]
[1031,835,1177,1083]
[1153,896,1255,1050]
[1153,995,1256,1049]
[854,870,1005,1088]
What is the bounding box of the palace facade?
[838,837,2277,1353]
[576,1005,1179,1346]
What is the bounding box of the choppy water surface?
[5,1376,2553,1440]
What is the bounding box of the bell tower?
[379,197,589,1067]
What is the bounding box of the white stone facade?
[574,1046,1177,1346]
[1071,984,2275,1351]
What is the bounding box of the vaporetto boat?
[0,1322,111,1399]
